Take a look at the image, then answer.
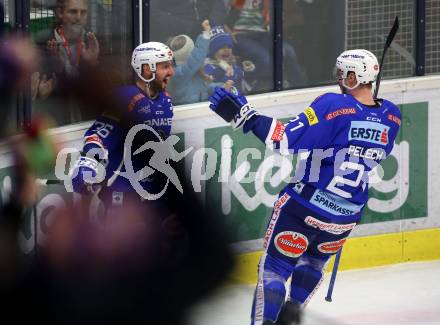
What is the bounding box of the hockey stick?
[36,178,64,186]
[325,248,343,302]
[373,16,399,99]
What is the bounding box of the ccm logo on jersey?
[349,121,390,145]
[275,231,308,258]
[317,239,346,254]
[304,107,319,126]
[271,121,286,141]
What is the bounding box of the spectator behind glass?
[150,0,228,43]
[225,0,307,92]
[168,20,233,105]
[31,0,100,100]
[204,26,246,94]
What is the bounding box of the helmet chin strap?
[137,71,156,98]
[342,78,360,91]
[138,72,155,83]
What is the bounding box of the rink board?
[0,76,438,272]
[229,227,440,285]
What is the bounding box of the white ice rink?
[187,260,440,325]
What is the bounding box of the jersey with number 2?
[254,92,401,208]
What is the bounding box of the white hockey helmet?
[335,49,379,90]
[131,42,174,83]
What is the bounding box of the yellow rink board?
[229,228,440,285]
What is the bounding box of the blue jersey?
[204,62,245,93]
[246,92,401,220]
[81,85,174,195]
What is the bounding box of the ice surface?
[187,260,440,325]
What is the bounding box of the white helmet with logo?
[131,42,174,83]
[336,49,379,90]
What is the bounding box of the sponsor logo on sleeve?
[304,216,356,235]
[305,107,319,126]
[317,239,346,254]
[274,231,308,258]
[271,121,286,142]
[325,108,356,120]
[84,134,104,148]
[388,114,401,126]
[128,93,146,112]
[349,121,390,145]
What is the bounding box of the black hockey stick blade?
[374,16,399,99]
[385,16,399,48]
[36,178,64,185]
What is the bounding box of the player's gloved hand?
[208,87,258,129]
[70,156,101,194]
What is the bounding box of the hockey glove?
[208,87,258,129]
[70,156,103,194]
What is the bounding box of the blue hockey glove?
[208,87,258,129]
[70,156,102,194]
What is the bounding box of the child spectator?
[204,25,246,94]
[167,20,215,105]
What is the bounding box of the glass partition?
[29,0,133,126]
[150,0,275,105]
[1,0,18,136]
[426,0,440,75]
[346,0,416,80]
[283,0,345,89]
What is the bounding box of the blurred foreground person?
[0,38,234,324]
[0,34,40,130]
[0,117,58,290]
[1,165,233,325]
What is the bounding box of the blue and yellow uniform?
[245,92,401,324]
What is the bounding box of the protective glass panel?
[150,0,274,105]
[30,0,133,127]
[1,0,18,136]
[282,0,345,89]
[346,0,416,79]
[426,0,440,75]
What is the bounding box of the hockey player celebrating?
[70,42,177,206]
[208,49,401,325]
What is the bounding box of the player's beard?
[150,79,165,95]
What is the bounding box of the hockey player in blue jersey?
[208,49,401,325]
[70,41,177,206]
